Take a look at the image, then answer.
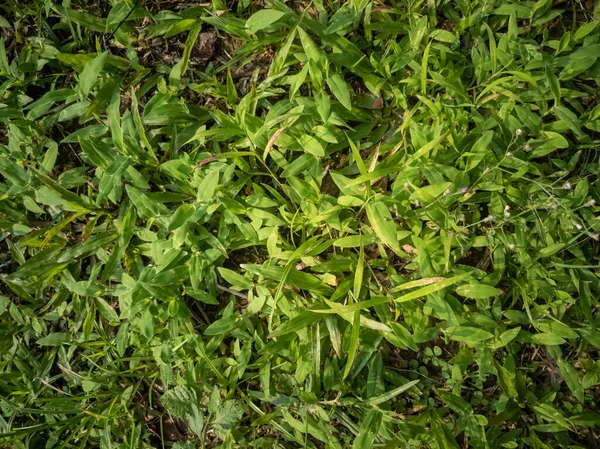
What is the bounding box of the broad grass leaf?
[353,409,382,449]
[392,274,469,303]
[241,264,333,295]
[411,182,452,203]
[126,185,168,218]
[36,333,71,346]
[181,21,201,74]
[334,235,375,248]
[0,158,29,187]
[406,131,449,164]
[466,131,493,170]
[57,232,118,263]
[10,246,65,278]
[188,290,219,305]
[281,153,316,177]
[531,131,569,157]
[555,105,585,138]
[326,316,342,358]
[97,156,129,204]
[204,314,239,335]
[436,390,472,414]
[142,103,197,126]
[455,283,501,299]
[298,27,325,65]
[389,322,419,351]
[327,74,352,110]
[31,168,98,211]
[545,65,561,104]
[368,379,420,405]
[538,243,565,258]
[298,134,324,157]
[353,238,364,299]
[325,8,357,35]
[54,5,107,32]
[580,328,600,348]
[217,267,253,289]
[531,403,571,429]
[270,311,322,337]
[313,125,338,143]
[367,352,384,398]
[321,296,389,313]
[446,326,494,343]
[0,296,9,313]
[492,327,521,349]
[429,29,458,45]
[393,277,445,292]
[169,204,196,231]
[342,310,360,380]
[365,202,399,252]
[290,64,309,99]
[532,333,566,346]
[95,297,120,322]
[246,10,285,34]
[537,321,578,339]
[557,359,584,402]
[77,52,107,97]
[531,0,552,16]
[270,28,296,76]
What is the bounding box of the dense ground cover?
[1,0,600,447]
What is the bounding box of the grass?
[1,0,600,447]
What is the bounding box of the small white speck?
[508,243,516,250]
[584,199,596,207]
[562,182,571,190]
[515,129,523,136]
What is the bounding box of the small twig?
[105,0,141,44]
[217,284,248,300]
[36,377,74,396]
[194,155,217,170]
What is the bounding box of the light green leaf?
[97,156,129,204]
[342,310,360,380]
[37,333,71,346]
[392,274,469,303]
[446,326,494,343]
[369,379,419,405]
[77,52,108,97]
[327,74,352,110]
[365,202,399,252]
[298,134,325,157]
[353,409,382,449]
[455,283,502,299]
[204,314,239,335]
[557,359,584,402]
[217,267,253,289]
[169,204,196,231]
[246,10,285,33]
[532,333,566,346]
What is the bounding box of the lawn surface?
[1,0,600,448]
